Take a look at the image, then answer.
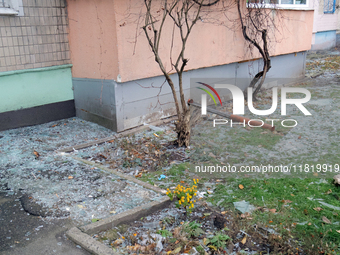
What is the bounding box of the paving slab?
[0,117,169,254]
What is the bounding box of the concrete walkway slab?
[0,117,170,254]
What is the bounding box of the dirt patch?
[95,203,302,254]
[72,127,189,176]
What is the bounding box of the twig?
[31,172,37,180]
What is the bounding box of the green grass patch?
[139,163,192,188]
[208,178,340,253]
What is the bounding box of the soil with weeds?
[95,202,302,254]
[71,125,189,176]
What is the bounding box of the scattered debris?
[233,201,256,214]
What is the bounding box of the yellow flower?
[179,200,181,205]
[194,193,197,196]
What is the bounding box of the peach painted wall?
[67,0,314,82]
[66,0,119,80]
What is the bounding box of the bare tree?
[142,0,210,147]
[236,0,282,100]
[141,0,282,146]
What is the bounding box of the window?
[0,0,24,16]
[248,0,309,8]
[0,0,11,7]
[324,0,336,13]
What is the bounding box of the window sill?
[0,7,19,16]
[247,4,313,11]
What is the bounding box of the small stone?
[333,174,340,185]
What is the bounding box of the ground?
[0,48,339,254]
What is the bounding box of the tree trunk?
[175,109,191,147]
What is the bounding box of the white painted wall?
[310,0,338,33]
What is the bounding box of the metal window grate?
[324,0,336,13]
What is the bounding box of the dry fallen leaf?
[135,173,142,178]
[290,194,295,197]
[127,244,142,251]
[183,247,191,253]
[313,172,318,177]
[269,209,277,213]
[208,152,216,158]
[114,238,124,246]
[98,154,107,159]
[68,176,73,179]
[33,150,40,158]
[173,227,181,238]
[322,216,331,224]
[336,230,340,234]
[239,184,244,190]
[298,135,301,139]
[208,245,217,251]
[325,189,332,194]
[313,207,323,212]
[241,236,247,244]
[221,211,227,215]
[171,247,182,254]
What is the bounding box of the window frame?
[247,0,311,10]
[0,0,24,16]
